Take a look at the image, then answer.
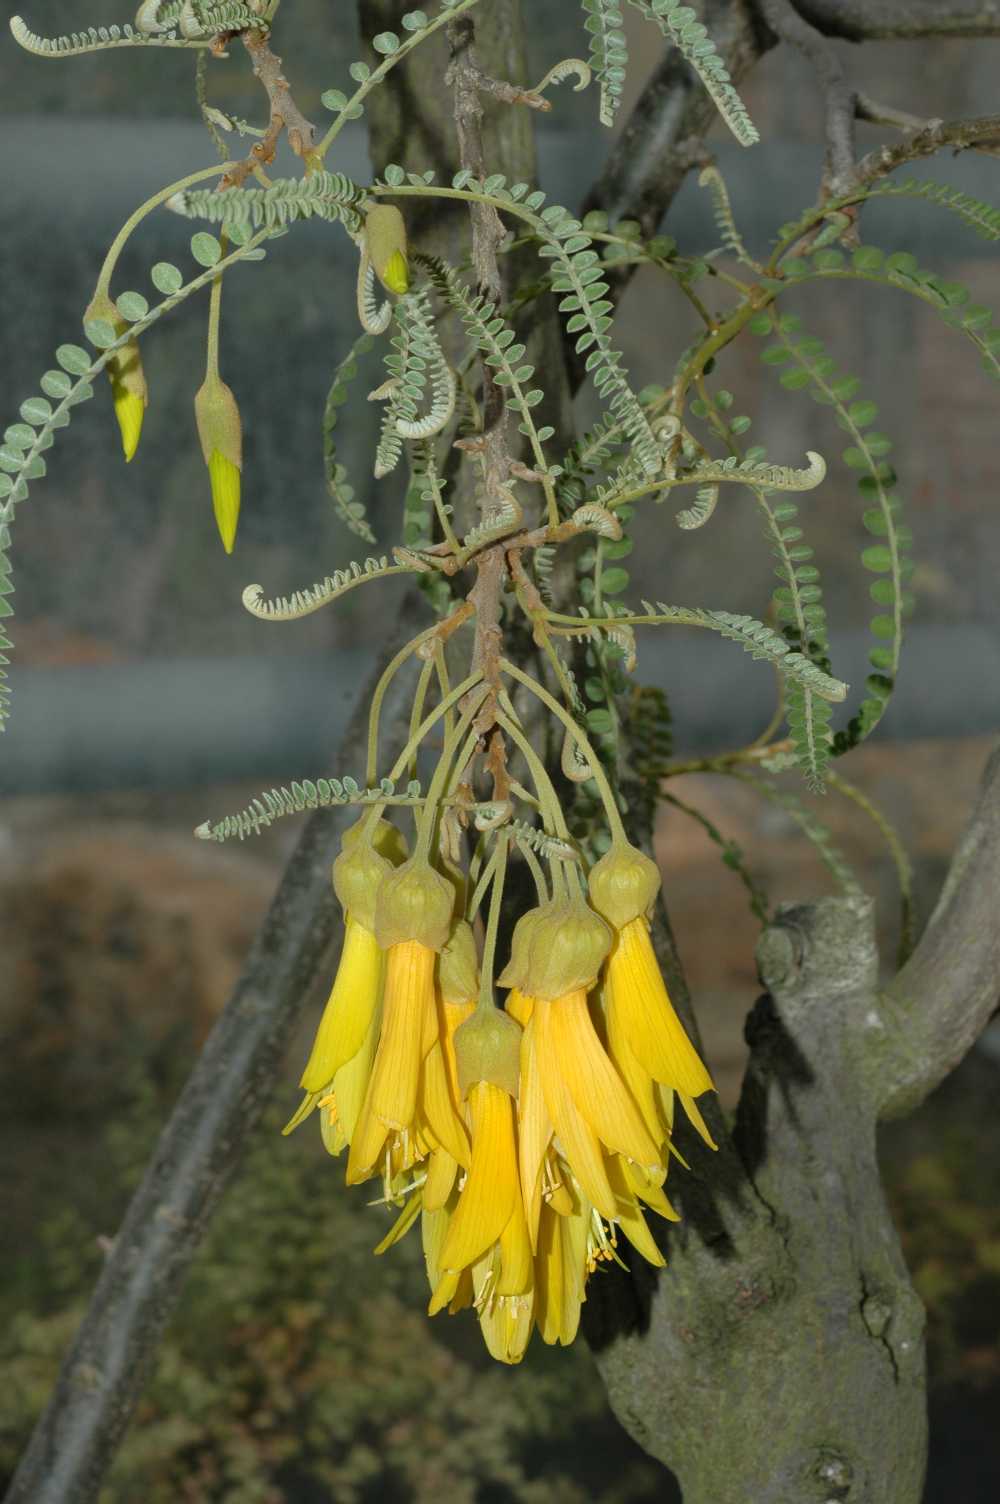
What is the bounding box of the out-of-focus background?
[2,3,999,1500]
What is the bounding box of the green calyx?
[454,1006,522,1099]
[333,841,394,933]
[374,855,455,952]
[194,372,242,471]
[497,898,611,1001]
[333,815,409,931]
[588,841,661,929]
[365,205,409,294]
[342,813,408,867]
[439,919,479,1004]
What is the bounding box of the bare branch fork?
[219,25,316,189]
[759,0,858,195]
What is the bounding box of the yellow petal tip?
[380,250,409,295]
[208,448,241,553]
[113,387,145,463]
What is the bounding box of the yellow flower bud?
[374,855,454,952]
[85,291,147,463]
[453,1007,522,1098]
[333,839,395,933]
[588,841,661,929]
[365,205,409,294]
[194,374,243,554]
[439,919,479,1005]
[498,898,611,1002]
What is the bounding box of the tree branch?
[219,26,316,189]
[877,740,1000,1119]
[759,0,858,194]
[583,0,1000,254]
[4,594,429,1504]
[857,112,1000,183]
[794,0,1000,41]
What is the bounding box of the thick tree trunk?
[589,898,927,1504]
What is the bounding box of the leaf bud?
[439,920,479,1005]
[588,841,661,929]
[453,1007,522,1099]
[194,373,243,554]
[497,898,611,1001]
[374,855,455,952]
[365,205,409,295]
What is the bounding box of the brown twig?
[446,15,529,755]
[856,111,1000,184]
[854,92,935,134]
[219,27,316,190]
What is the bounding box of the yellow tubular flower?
[546,988,662,1169]
[606,915,715,1100]
[300,918,384,1094]
[421,991,475,1211]
[317,995,382,1155]
[529,987,665,1222]
[589,837,715,1143]
[347,855,456,1186]
[426,1078,534,1363]
[438,1081,520,1276]
[284,818,404,1140]
[534,1195,589,1347]
[347,938,437,1181]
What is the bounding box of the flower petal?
[439,1083,518,1274]
[516,1015,553,1250]
[534,998,617,1221]
[300,918,384,1092]
[478,1293,534,1364]
[623,1159,680,1222]
[497,1200,533,1296]
[608,919,714,1096]
[606,1155,667,1267]
[331,992,382,1145]
[605,989,670,1147]
[373,1189,422,1254]
[423,1147,459,1212]
[679,1090,718,1149]
[534,1202,565,1345]
[548,990,662,1171]
[369,939,436,1132]
[420,1040,471,1169]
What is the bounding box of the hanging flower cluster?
[285,663,715,1364]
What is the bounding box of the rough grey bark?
[588,746,1000,1504]
[589,897,929,1504]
